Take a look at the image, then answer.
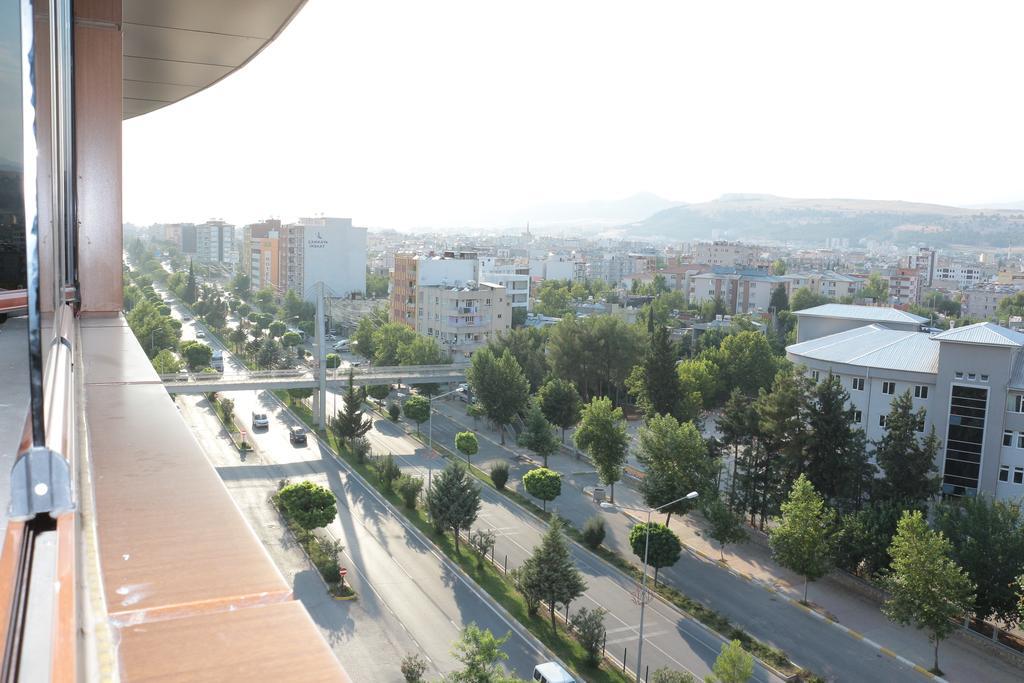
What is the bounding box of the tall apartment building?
[689,269,787,314]
[419,282,512,357]
[789,305,1024,500]
[961,285,1023,321]
[390,251,480,327]
[782,271,863,300]
[886,267,921,306]
[907,248,936,287]
[933,263,988,289]
[481,272,530,314]
[242,218,282,291]
[692,241,761,268]
[194,219,236,268]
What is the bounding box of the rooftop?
[786,324,940,374]
[794,303,928,324]
[931,322,1024,347]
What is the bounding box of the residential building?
[688,269,787,315]
[482,271,530,313]
[933,263,988,289]
[692,241,762,268]
[794,303,927,343]
[907,248,936,287]
[390,251,480,327]
[961,285,1022,321]
[886,267,921,306]
[242,219,282,291]
[194,219,236,268]
[788,310,1024,500]
[418,281,512,357]
[782,271,863,300]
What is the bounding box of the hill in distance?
[630,194,1024,247]
[481,192,685,231]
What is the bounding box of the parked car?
[533,663,574,683]
[251,411,269,429]
[288,426,307,445]
[196,330,206,338]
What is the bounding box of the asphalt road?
[199,387,550,681]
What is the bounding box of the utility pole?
[313,281,328,430]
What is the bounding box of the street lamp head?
[685,491,699,500]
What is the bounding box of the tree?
[834,500,917,578]
[636,414,715,525]
[547,315,641,400]
[703,496,748,560]
[286,387,314,405]
[278,481,337,530]
[537,378,582,443]
[325,353,341,369]
[523,467,561,512]
[676,358,719,414]
[789,287,830,312]
[882,510,976,674]
[581,516,606,549]
[934,495,1024,625]
[872,391,940,504]
[487,327,549,392]
[332,369,373,442]
[516,518,586,631]
[704,331,777,401]
[997,291,1024,319]
[353,304,388,359]
[518,402,560,467]
[403,395,430,434]
[717,388,757,511]
[376,454,401,492]
[570,606,607,666]
[490,462,509,490]
[860,272,890,302]
[450,623,509,683]
[700,296,727,322]
[804,373,871,510]
[183,260,198,304]
[769,283,789,312]
[397,334,451,395]
[400,654,427,683]
[228,327,247,353]
[629,522,682,585]
[151,348,181,374]
[397,474,424,509]
[469,528,496,568]
[256,337,283,369]
[426,462,481,552]
[254,286,276,311]
[710,640,754,683]
[466,348,530,445]
[366,384,391,406]
[281,331,302,348]
[574,397,628,503]
[769,475,834,603]
[627,324,684,420]
[770,259,787,276]
[372,322,417,366]
[455,431,479,465]
[231,272,250,296]
[180,341,212,370]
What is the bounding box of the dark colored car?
[289,426,307,445]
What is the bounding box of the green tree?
[570,606,607,666]
[769,475,835,603]
[636,414,714,525]
[286,387,314,405]
[237,301,251,318]
[523,467,562,512]
[455,431,479,465]
[449,623,509,683]
[834,500,917,578]
[882,510,976,674]
[278,481,337,530]
[581,515,606,549]
[627,324,684,420]
[426,462,481,552]
[183,260,198,304]
[267,320,287,338]
[804,373,871,510]
[180,341,213,370]
[332,369,373,443]
[537,378,582,443]
[516,518,586,631]
[703,496,748,560]
[770,259,787,276]
[518,402,560,467]
[997,291,1024,319]
[490,462,509,490]
[254,286,276,311]
[372,322,417,365]
[151,348,181,374]
[366,384,391,406]
[534,280,572,317]
[676,358,719,413]
[325,353,341,369]
[574,397,628,503]
[397,474,424,510]
[704,331,777,402]
[650,669,697,683]
[469,528,497,569]
[400,654,427,683]
[717,388,757,511]
[700,296,727,322]
[231,272,250,296]
[629,522,682,585]
[934,495,1024,625]
[397,334,451,395]
[403,394,431,434]
[547,315,641,400]
[710,640,754,683]
[789,287,830,311]
[281,331,302,348]
[353,304,388,359]
[487,327,549,392]
[860,272,890,302]
[872,391,940,504]
[256,337,283,369]
[229,327,247,353]
[769,283,789,312]
[466,348,530,445]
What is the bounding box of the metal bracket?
[9,446,74,520]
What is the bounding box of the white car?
[251,411,269,429]
[196,331,206,338]
[533,663,574,683]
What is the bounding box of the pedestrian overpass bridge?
[160,363,467,394]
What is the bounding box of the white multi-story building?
[788,304,1024,500]
[295,217,367,301]
[692,241,762,268]
[782,271,863,300]
[933,263,988,289]
[194,219,235,268]
[391,251,480,327]
[689,269,787,314]
[482,272,529,314]
[417,282,512,358]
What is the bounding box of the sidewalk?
[427,398,1024,683]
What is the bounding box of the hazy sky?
[124,0,1024,229]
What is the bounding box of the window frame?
[882,381,896,395]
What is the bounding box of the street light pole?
[425,385,462,493]
[636,490,698,682]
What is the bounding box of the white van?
[533,662,575,683]
[333,339,349,351]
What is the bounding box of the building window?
[981,374,989,381]
[1006,430,1015,447]
[968,373,976,380]
[914,385,928,399]
[1014,395,1024,413]
[1019,433,1024,449]
[810,370,820,381]
[955,372,964,379]
[1000,465,1010,482]
[879,415,887,428]
[882,381,896,395]
[852,378,864,391]
[1016,467,1024,485]
[943,385,988,496]
[852,410,862,423]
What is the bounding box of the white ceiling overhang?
[122,0,306,119]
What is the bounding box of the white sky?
[123,0,1024,230]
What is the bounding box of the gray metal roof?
[786,324,940,374]
[794,303,928,324]
[931,322,1024,347]
[123,0,307,119]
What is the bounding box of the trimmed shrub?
[387,401,401,421]
[490,462,509,490]
[582,515,606,549]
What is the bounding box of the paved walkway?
[420,397,1023,683]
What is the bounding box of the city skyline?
[124,0,1024,230]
